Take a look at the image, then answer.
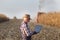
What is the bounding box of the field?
[0,19,60,40]
[0,12,60,40]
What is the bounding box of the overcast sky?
[0,0,39,19]
[39,0,60,12]
[0,0,60,19]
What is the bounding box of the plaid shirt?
[20,21,32,37]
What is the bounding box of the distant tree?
[13,16,17,20]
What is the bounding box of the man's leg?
[26,36,31,40]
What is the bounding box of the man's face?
[23,18,30,22]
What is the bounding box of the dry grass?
[37,12,60,27]
[0,14,9,22]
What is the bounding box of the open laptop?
[34,25,43,33]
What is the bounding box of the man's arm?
[20,24,30,36]
[23,27,29,36]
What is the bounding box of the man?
[20,14,33,40]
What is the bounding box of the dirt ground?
[0,19,60,40]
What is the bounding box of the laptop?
[34,25,43,33]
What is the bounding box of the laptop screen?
[34,25,43,33]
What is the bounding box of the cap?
[23,14,31,20]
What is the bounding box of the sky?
[0,0,39,19]
[0,0,60,19]
[39,0,60,12]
